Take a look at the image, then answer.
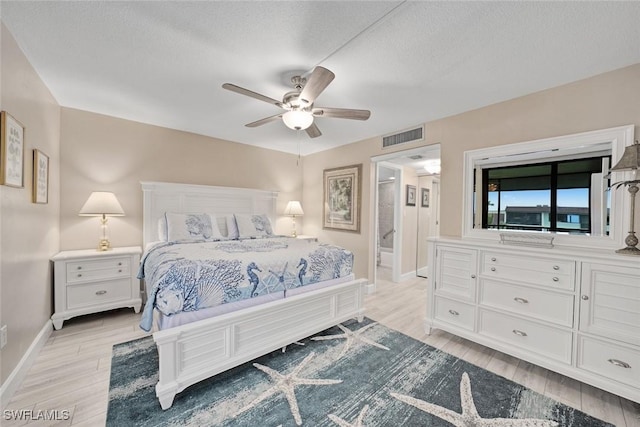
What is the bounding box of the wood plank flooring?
[3,270,639,426]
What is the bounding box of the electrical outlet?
[0,325,7,349]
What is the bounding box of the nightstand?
[51,246,142,329]
[295,235,318,242]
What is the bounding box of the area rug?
[107,318,612,426]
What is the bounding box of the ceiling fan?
[222,66,371,138]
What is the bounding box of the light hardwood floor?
[3,270,639,426]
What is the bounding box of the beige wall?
[401,166,418,275]
[60,108,303,250]
[304,64,640,283]
[1,23,61,385]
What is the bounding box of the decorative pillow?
[165,213,224,241]
[235,213,274,238]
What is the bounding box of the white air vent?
[382,126,424,149]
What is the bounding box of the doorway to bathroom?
[371,144,441,286]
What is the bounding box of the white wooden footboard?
[153,278,367,409]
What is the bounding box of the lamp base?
[615,246,640,256]
[616,231,640,256]
[99,239,111,251]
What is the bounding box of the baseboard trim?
[1,320,53,409]
[399,270,416,282]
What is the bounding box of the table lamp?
[79,191,125,251]
[611,139,640,255]
[284,201,304,237]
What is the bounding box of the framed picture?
[0,111,25,188]
[323,164,362,233]
[406,185,416,206]
[421,188,430,208]
[33,149,49,204]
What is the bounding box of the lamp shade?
[282,111,313,130]
[78,192,125,216]
[284,201,304,216]
[611,140,640,171]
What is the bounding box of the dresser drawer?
[478,309,572,364]
[434,296,475,331]
[479,279,574,327]
[66,258,130,283]
[67,278,132,309]
[577,336,640,389]
[481,253,574,291]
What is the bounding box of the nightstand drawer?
[67,279,132,309]
[66,259,130,283]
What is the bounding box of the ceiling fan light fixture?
[282,110,313,130]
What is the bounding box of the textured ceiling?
[2,1,639,155]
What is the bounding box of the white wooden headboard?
[141,181,278,247]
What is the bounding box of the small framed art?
[33,149,49,204]
[421,188,430,208]
[406,185,416,206]
[1,111,25,188]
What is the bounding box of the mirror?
[462,125,635,250]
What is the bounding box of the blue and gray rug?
[107,318,611,426]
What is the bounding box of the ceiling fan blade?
[299,66,335,105]
[312,107,371,121]
[245,114,282,128]
[305,122,322,138]
[222,83,283,108]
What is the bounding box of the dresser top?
[51,246,142,261]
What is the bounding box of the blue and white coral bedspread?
[139,237,353,331]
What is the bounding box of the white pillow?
[235,213,274,238]
[165,213,224,241]
[226,214,239,239]
[213,215,229,238]
[158,217,168,241]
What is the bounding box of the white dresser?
[426,237,640,403]
[51,246,142,329]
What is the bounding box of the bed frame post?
[154,332,180,410]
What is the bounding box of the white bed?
[141,181,367,410]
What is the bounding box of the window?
[462,125,634,250]
[480,157,609,234]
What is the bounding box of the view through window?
[480,157,610,234]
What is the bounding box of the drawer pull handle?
[470,274,476,279]
[448,309,459,316]
[490,267,496,272]
[552,277,559,282]
[96,290,107,296]
[581,295,589,301]
[77,266,82,270]
[491,257,497,262]
[514,297,529,304]
[553,265,560,270]
[512,329,528,337]
[77,274,82,278]
[607,359,631,369]
[118,269,122,273]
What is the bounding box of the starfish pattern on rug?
[236,352,342,426]
[391,372,559,427]
[328,404,370,427]
[311,322,390,359]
